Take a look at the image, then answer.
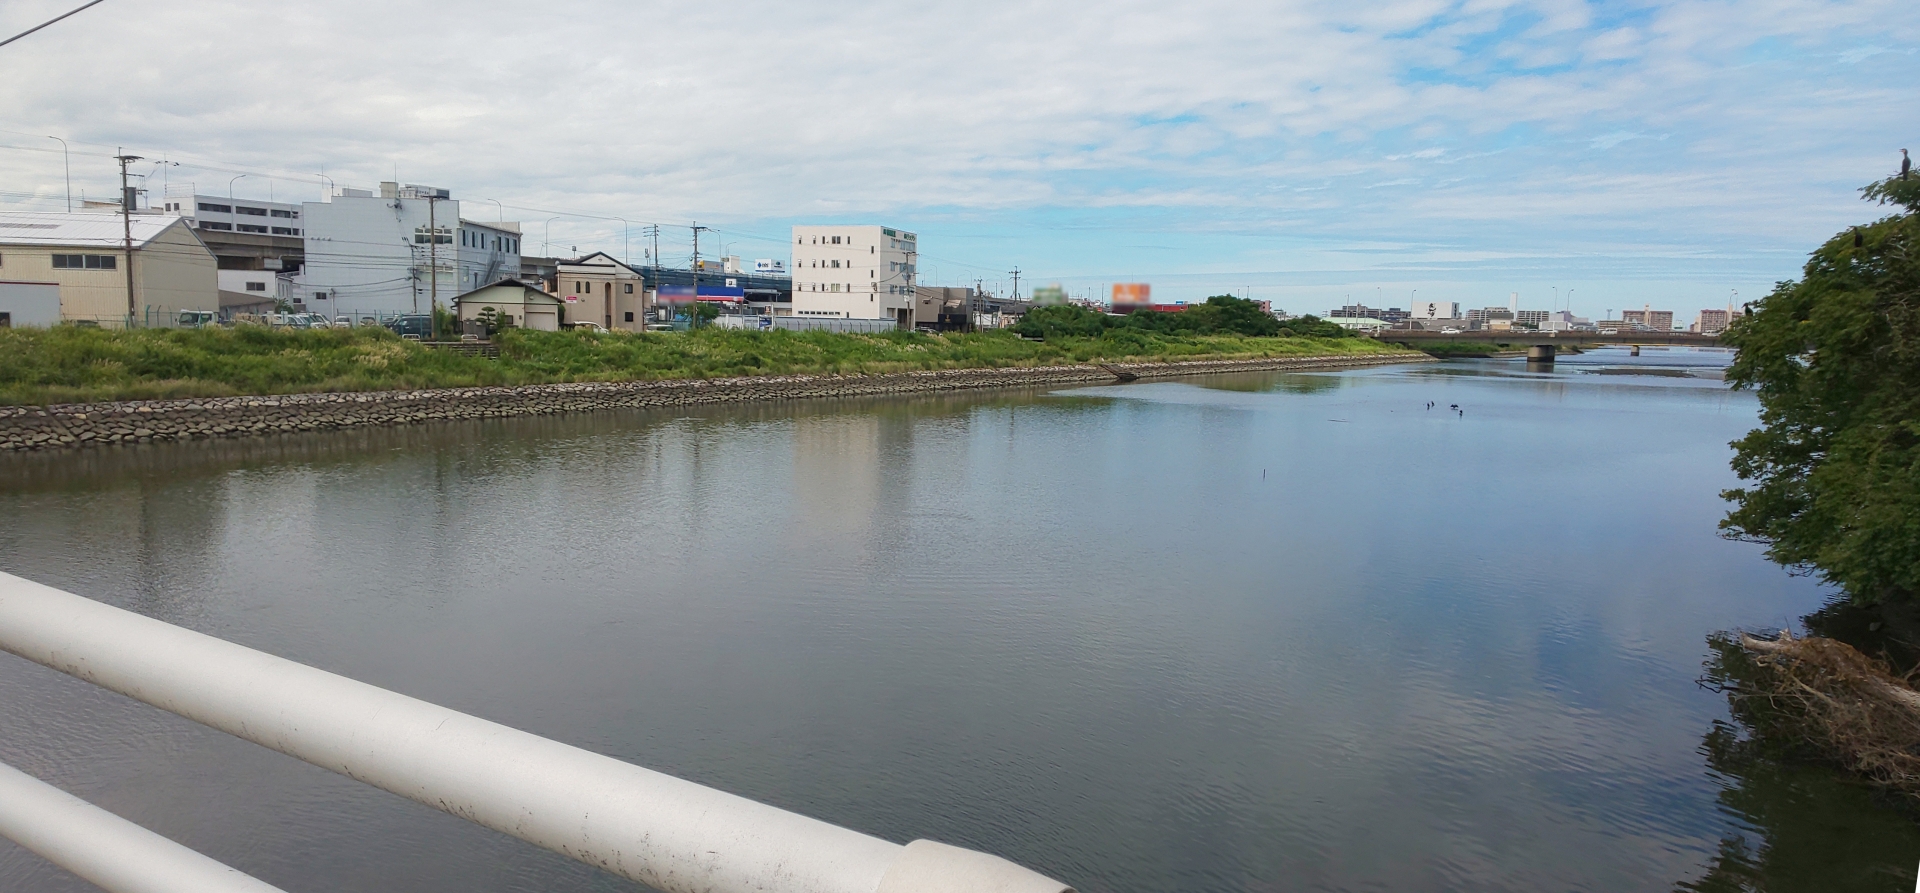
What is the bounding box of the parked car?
[177,310,216,328]
[571,321,606,333]
[386,314,435,339]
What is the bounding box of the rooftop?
[0,211,196,249]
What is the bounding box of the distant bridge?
[1367,329,1725,361]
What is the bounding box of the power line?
[0,0,111,50]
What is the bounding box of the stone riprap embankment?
[0,353,1427,451]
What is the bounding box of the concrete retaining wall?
[0,353,1427,452]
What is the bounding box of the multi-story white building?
[162,192,306,238]
[298,182,520,318]
[790,225,916,324]
[160,189,306,300]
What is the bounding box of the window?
[245,282,267,292]
[270,209,295,218]
[236,206,268,216]
[237,224,268,234]
[197,202,231,213]
[199,221,232,231]
[623,283,633,294]
[313,291,328,300]
[52,254,115,270]
[624,311,634,322]
[413,226,452,244]
[831,236,840,244]
[271,227,299,236]
[0,312,9,328]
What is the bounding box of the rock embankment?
[0,353,1426,451]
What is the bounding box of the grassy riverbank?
[0,325,1416,406]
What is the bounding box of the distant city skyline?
[0,0,1912,318]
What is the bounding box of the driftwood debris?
[1730,631,1920,796]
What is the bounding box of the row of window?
[196,221,301,236]
[190,202,298,218]
[52,254,116,270]
[459,231,518,252]
[569,281,636,294]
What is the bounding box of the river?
[1,347,1913,892]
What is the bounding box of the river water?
[1,347,1914,892]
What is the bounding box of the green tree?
[1722,175,1920,603]
[1012,304,1111,339]
[686,302,721,328]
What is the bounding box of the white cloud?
[0,0,1914,314]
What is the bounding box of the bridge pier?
[1630,345,1640,356]
[1526,344,1556,363]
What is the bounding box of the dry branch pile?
[1717,631,1920,796]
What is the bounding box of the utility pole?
[691,223,709,324]
[428,196,440,325]
[1008,267,1021,301]
[115,150,143,323]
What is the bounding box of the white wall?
[301,191,459,317]
[790,225,916,320]
[454,221,522,294]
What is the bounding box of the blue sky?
[0,0,1913,320]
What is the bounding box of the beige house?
[0,212,217,327]
[454,279,563,331]
[553,252,648,331]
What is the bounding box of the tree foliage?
[1722,175,1920,603]
[1012,295,1350,340]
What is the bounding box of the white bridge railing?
[0,571,1072,893]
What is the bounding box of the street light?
[47,136,69,212]
[229,175,246,230]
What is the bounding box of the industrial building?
[297,183,521,319]
[0,211,217,327]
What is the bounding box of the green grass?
[0,325,1417,406]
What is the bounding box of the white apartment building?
[790,225,916,324]
[298,182,521,318]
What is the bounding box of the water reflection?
[0,353,1905,893]
[1678,721,1920,892]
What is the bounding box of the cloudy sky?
[1,0,1913,317]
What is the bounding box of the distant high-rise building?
[1621,309,1675,330]
[1695,308,1737,334]
[1329,304,1408,323]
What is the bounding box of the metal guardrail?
[0,759,288,893]
[0,571,1073,893]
